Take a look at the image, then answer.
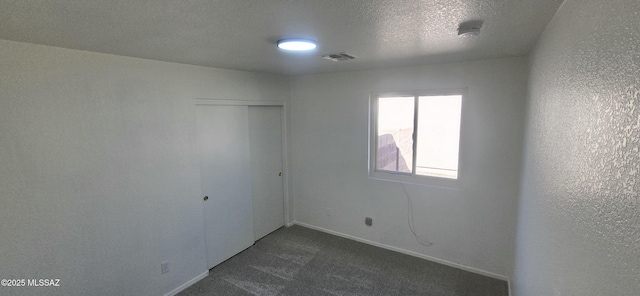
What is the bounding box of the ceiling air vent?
[322,52,356,62]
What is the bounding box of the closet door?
[248,106,285,240]
[196,105,254,269]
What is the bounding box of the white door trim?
[195,98,284,106]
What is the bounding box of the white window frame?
[368,89,466,189]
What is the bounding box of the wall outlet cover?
[161,260,170,274]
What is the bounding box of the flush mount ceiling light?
[457,26,481,37]
[276,38,317,51]
[457,21,483,37]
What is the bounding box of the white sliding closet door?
[248,106,285,240]
[196,105,254,269]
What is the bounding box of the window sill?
[368,171,462,190]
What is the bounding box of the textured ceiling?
[0,0,563,75]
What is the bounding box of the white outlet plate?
[161,261,170,274]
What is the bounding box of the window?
[370,91,463,186]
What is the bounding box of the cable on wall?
[400,182,434,246]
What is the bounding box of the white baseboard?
[164,270,209,296]
[292,221,510,283]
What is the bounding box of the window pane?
[376,97,414,173]
[416,95,462,179]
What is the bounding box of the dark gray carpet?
[179,225,508,296]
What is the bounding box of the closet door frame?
[194,98,291,226]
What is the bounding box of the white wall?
[0,39,290,296]
[290,57,528,277]
[514,0,640,295]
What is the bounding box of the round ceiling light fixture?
[457,22,482,37]
[277,38,317,51]
[457,26,481,37]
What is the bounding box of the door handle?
[203,196,209,201]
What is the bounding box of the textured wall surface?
[291,57,528,278]
[514,0,640,294]
[0,40,290,296]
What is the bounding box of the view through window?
[375,94,462,179]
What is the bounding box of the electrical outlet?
[161,260,170,274]
[365,217,372,226]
